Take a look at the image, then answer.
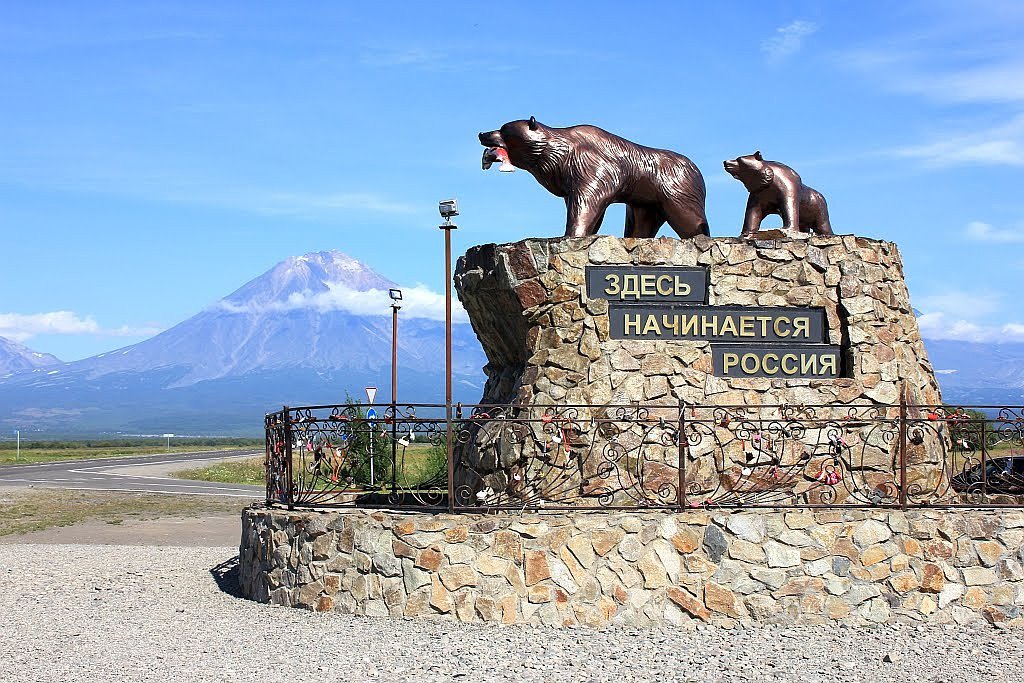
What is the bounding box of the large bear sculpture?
[479,117,709,239]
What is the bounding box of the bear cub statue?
[480,117,709,239]
[723,151,833,237]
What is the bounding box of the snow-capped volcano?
[0,250,485,434]
[221,251,397,312]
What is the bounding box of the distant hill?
[0,336,60,374]
[0,251,487,436]
[922,338,1024,406]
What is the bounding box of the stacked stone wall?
[240,507,1024,628]
[454,234,941,409]
[453,234,948,506]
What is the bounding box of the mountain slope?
[0,336,60,375]
[0,251,487,435]
[923,338,1024,405]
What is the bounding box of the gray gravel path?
[0,543,1021,683]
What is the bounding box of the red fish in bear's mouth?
[482,146,516,172]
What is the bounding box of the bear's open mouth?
[482,147,515,172]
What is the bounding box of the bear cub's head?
[724,151,774,191]
[479,117,561,171]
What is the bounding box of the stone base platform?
[239,506,1024,628]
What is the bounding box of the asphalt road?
[0,449,264,497]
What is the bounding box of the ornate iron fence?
[265,402,1024,511]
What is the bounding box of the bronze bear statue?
[480,117,709,239]
[723,151,833,237]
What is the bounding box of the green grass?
[0,439,260,466]
[175,442,448,488]
[175,457,266,486]
[0,488,243,537]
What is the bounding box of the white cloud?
[838,18,1024,169]
[917,311,1024,343]
[218,282,468,323]
[844,48,1024,105]
[914,291,1000,321]
[0,311,162,343]
[892,114,1024,167]
[360,47,444,67]
[964,220,1024,243]
[914,288,1024,342]
[251,191,416,216]
[762,20,818,63]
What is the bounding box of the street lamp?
[388,289,402,496]
[389,289,402,406]
[438,199,458,512]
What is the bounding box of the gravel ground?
[0,544,1021,683]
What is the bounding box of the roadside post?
[365,386,378,487]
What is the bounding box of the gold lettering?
[801,354,818,375]
[701,315,719,337]
[642,315,661,335]
[793,317,810,339]
[723,352,740,373]
[640,274,657,297]
[762,353,779,374]
[782,354,798,375]
[739,316,754,337]
[741,354,759,374]
[757,316,772,337]
[820,354,838,376]
[662,314,680,335]
[624,314,641,335]
[656,275,674,296]
[774,317,791,338]
[674,276,691,297]
[680,314,699,336]
[719,315,738,337]
[603,273,620,296]
[621,275,641,300]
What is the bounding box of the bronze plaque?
[713,344,842,378]
[586,266,707,304]
[608,304,826,343]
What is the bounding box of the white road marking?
[0,449,263,496]
[16,485,259,498]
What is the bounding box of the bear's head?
[478,117,567,172]
[724,151,774,191]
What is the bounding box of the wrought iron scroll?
[264,402,1024,510]
[450,403,680,510]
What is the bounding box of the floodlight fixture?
[439,198,459,220]
[388,288,403,302]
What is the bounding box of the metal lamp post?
[388,288,402,496]
[438,199,459,512]
[388,289,402,406]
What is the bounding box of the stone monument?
[453,233,946,507]
[237,120,1020,630]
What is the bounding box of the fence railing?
[264,402,1024,511]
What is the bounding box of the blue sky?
[2,1,1023,360]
